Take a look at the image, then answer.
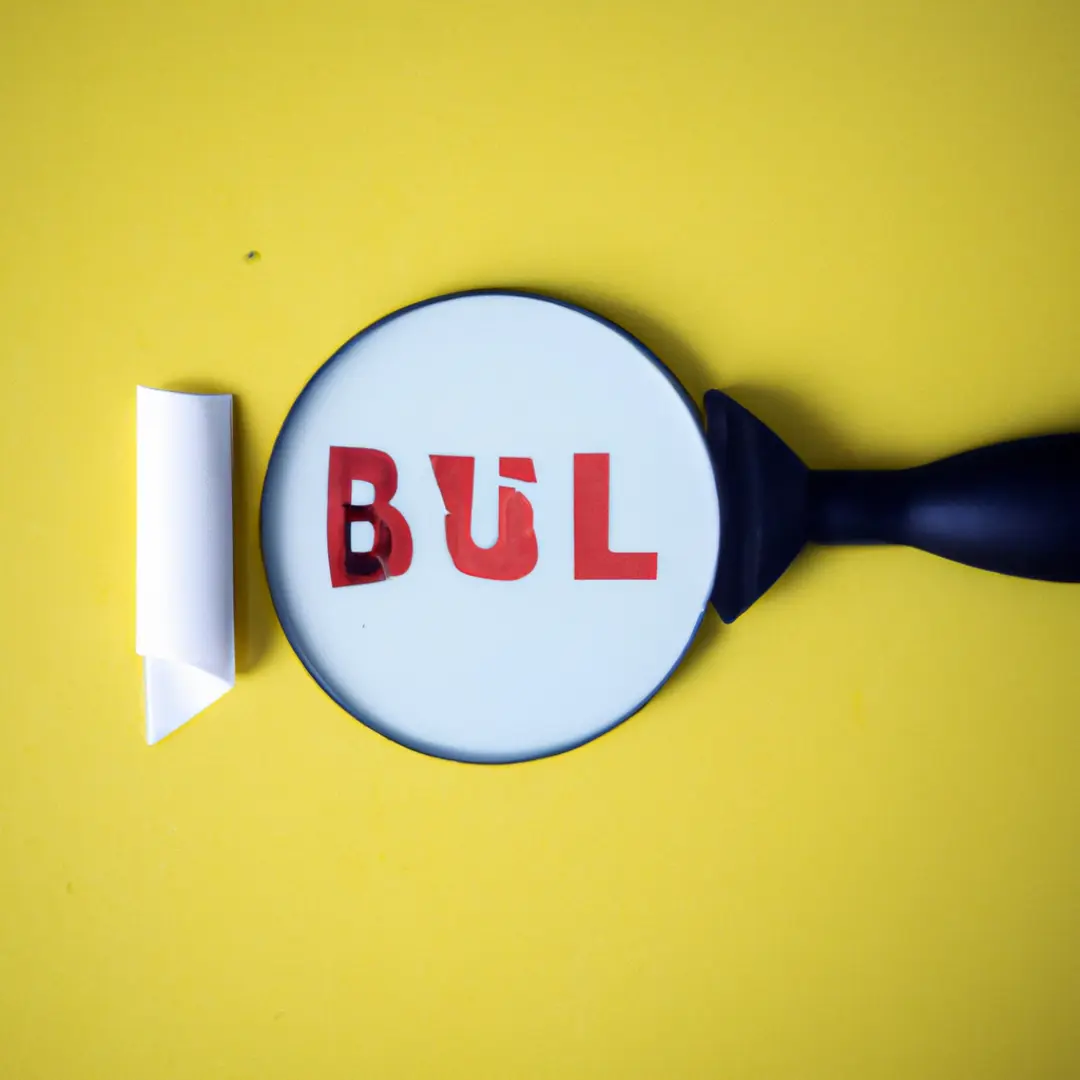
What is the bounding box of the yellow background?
[3,2,1080,1076]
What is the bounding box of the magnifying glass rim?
[259,288,720,764]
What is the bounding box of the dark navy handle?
[703,390,1080,623]
[808,434,1080,582]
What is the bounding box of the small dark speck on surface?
[245,250,261,262]
[66,882,74,895]
[273,1012,285,1021]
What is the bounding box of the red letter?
[574,453,657,580]
[327,447,413,587]
[430,456,538,580]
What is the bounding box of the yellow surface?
[2,2,1080,1077]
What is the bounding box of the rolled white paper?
[136,387,235,744]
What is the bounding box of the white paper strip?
[136,387,235,744]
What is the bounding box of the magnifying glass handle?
[809,434,1080,581]
[704,390,1080,623]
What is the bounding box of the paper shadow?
[163,381,272,673]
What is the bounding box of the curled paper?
[136,387,235,744]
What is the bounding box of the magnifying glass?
[261,290,1080,763]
